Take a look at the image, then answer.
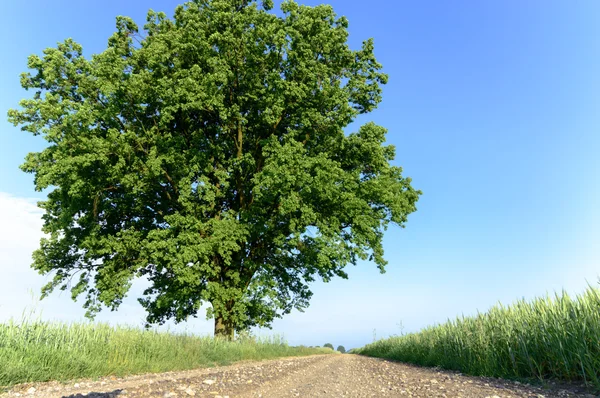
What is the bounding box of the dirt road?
[3,354,596,398]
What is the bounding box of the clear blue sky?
[0,0,599,350]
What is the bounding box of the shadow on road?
[62,390,123,398]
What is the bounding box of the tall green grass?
[356,281,600,390]
[0,318,331,389]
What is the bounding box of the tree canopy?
[8,0,420,339]
[337,345,346,353]
[324,343,334,350]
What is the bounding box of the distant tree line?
[323,343,347,353]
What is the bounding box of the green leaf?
[8,0,421,338]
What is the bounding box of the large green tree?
[8,0,420,339]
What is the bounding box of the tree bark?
[214,315,234,340]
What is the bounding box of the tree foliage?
[337,345,346,353]
[8,0,420,338]
[324,343,334,350]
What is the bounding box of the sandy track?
[2,354,597,398]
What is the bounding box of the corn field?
[356,281,600,390]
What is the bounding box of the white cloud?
[0,192,46,320]
[0,192,214,336]
[0,192,84,319]
[0,192,44,251]
[2,191,596,350]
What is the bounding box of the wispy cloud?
[1,191,597,350]
[0,192,44,252]
[0,192,214,336]
[0,192,47,320]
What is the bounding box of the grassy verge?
[0,318,331,389]
[355,281,600,391]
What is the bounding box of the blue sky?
[0,0,598,350]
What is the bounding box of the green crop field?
[0,318,331,389]
[356,281,600,391]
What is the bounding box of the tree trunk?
[214,315,234,340]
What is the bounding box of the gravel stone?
[2,355,598,397]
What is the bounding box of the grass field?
[0,317,331,389]
[356,281,600,391]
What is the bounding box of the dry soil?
[2,354,598,398]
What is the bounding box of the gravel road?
[2,354,597,398]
